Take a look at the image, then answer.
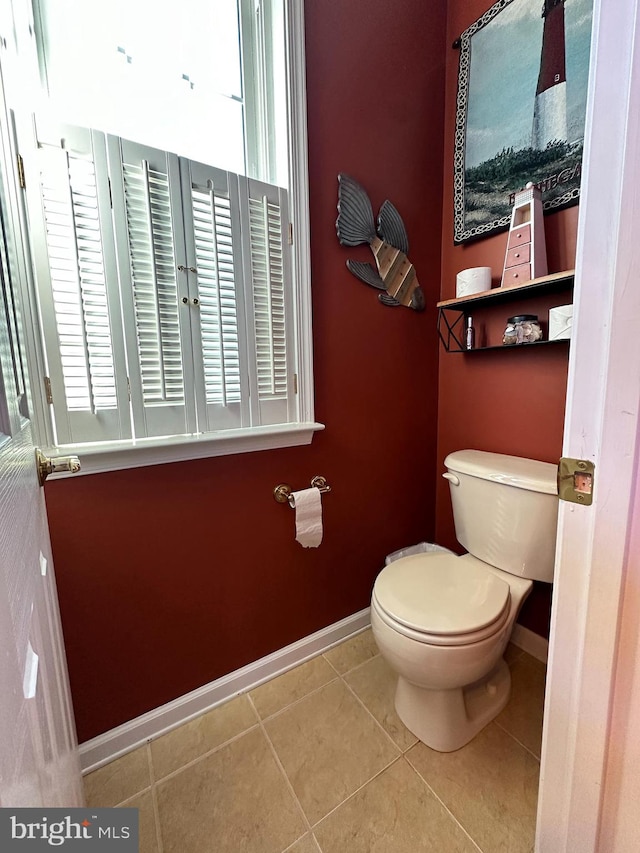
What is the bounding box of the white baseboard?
[80,611,548,773]
[80,607,371,773]
[510,622,549,663]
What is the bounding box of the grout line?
[310,756,404,831]
[403,754,485,853]
[112,785,164,853]
[150,784,165,853]
[114,785,153,807]
[321,653,342,676]
[248,692,313,837]
[319,625,371,658]
[493,719,541,763]
[325,649,382,679]
[281,832,323,853]
[310,833,323,852]
[339,673,404,756]
[253,673,401,836]
[149,722,262,786]
[146,741,156,784]
[253,675,340,725]
[145,744,165,853]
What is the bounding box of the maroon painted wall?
[435,0,579,637]
[45,0,448,742]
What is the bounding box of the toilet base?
[394,658,511,752]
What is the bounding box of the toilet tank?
[444,450,559,582]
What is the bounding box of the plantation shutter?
[242,177,295,426]
[24,119,130,444]
[24,119,302,451]
[108,137,195,439]
[179,159,247,432]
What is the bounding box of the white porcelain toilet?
[371,449,558,752]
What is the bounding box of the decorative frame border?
[453,0,583,245]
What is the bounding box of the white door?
[536,0,640,849]
[0,86,83,806]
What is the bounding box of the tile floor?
[84,630,546,853]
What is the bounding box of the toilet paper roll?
[291,487,323,548]
[456,266,492,298]
[548,304,573,340]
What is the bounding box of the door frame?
[536,0,640,848]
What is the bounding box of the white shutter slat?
[194,190,240,406]
[244,178,294,425]
[123,161,184,404]
[109,137,194,439]
[180,160,247,433]
[25,120,131,444]
[44,153,114,412]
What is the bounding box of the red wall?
[435,0,579,637]
[45,0,448,742]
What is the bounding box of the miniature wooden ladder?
[501,182,548,288]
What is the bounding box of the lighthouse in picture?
[532,0,568,149]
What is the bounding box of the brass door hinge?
[43,376,53,405]
[288,222,293,245]
[293,373,298,394]
[17,154,25,189]
[558,457,594,506]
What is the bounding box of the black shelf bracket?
[437,307,466,352]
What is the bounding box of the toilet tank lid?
[444,450,558,495]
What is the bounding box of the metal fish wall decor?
[335,174,424,311]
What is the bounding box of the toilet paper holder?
[274,476,331,507]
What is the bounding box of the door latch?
[558,457,594,506]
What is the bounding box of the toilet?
[371,449,558,752]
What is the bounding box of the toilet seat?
[372,552,511,647]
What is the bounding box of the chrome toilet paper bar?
[273,476,331,507]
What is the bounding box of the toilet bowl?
[371,450,558,752]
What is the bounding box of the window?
[33,0,288,185]
[0,0,320,473]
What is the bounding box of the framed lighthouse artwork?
[453,0,594,244]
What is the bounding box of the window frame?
[5,0,322,477]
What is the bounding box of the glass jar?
[503,314,543,346]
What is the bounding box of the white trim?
[79,607,371,773]
[11,0,317,473]
[510,623,548,664]
[537,0,640,850]
[285,0,314,427]
[45,421,325,478]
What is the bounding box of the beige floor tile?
[314,758,478,853]
[286,833,321,853]
[120,789,159,853]
[250,656,336,719]
[150,694,257,779]
[407,723,540,853]
[323,629,379,674]
[264,678,399,825]
[344,656,418,752]
[496,653,546,757]
[156,726,306,853]
[504,642,525,665]
[84,746,151,807]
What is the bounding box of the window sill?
[43,422,326,479]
